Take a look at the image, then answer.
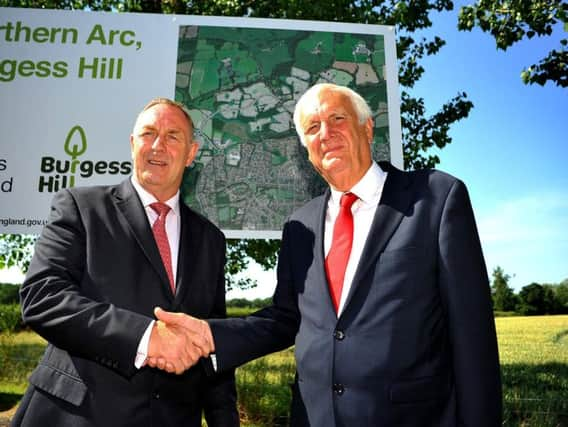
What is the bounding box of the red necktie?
[150,202,175,293]
[325,192,358,313]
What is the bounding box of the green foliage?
[517,282,557,315]
[0,331,46,402]
[226,240,280,291]
[0,304,23,333]
[0,234,37,273]
[227,299,272,317]
[501,362,568,425]
[228,298,272,309]
[400,91,473,170]
[551,281,568,312]
[491,270,568,316]
[226,306,255,318]
[491,266,518,311]
[0,283,20,304]
[458,0,568,87]
[235,350,295,426]
[493,310,520,317]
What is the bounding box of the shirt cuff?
[134,320,155,369]
[210,353,218,371]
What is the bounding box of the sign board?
[0,7,402,238]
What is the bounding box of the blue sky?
[228,3,568,299]
[2,4,566,297]
[413,3,568,292]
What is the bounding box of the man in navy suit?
[156,83,502,426]
[14,98,239,426]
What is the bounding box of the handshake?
[146,307,214,375]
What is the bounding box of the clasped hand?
[145,307,214,375]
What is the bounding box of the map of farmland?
[176,25,392,236]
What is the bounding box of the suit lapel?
[174,202,202,304]
[341,163,413,313]
[112,179,173,297]
[312,191,339,318]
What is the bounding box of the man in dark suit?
[155,83,502,426]
[13,98,239,426]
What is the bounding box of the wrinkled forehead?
[301,88,352,120]
[134,103,192,132]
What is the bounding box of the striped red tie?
[325,192,358,313]
[150,202,175,293]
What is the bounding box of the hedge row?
[0,304,24,333]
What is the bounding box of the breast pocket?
[372,246,432,300]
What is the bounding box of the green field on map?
[176,25,391,232]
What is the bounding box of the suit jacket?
[210,162,501,427]
[13,179,239,427]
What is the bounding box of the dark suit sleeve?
[209,221,300,372]
[201,234,239,426]
[437,179,502,425]
[19,189,151,377]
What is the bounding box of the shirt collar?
[130,176,181,216]
[329,162,387,206]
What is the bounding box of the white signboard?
[0,7,402,237]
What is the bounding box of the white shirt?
[130,176,182,368]
[324,162,387,315]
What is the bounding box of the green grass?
[227,306,259,317]
[496,315,568,426]
[2,315,567,426]
[0,331,45,394]
[236,348,295,426]
[0,330,46,418]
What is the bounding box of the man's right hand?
[146,307,215,374]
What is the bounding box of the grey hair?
[292,83,372,146]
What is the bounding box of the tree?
[517,282,556,315]
[225,238,279,291]
[0,0,475,288]
[491,266,517,311]
[458,0,568,87]
[0,234,37,273]
[539,281,568,314]
[552,279,568,313]
[0,282,21,304]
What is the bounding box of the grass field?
[496,315,568,426]
[1,315,567,426]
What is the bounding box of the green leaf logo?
[64,125,87,158]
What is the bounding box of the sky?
[413,3,568,293]
[1,3,566,298]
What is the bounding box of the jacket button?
[334,330,345,340]
[153,392,160,399]
[333,383,344,395]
